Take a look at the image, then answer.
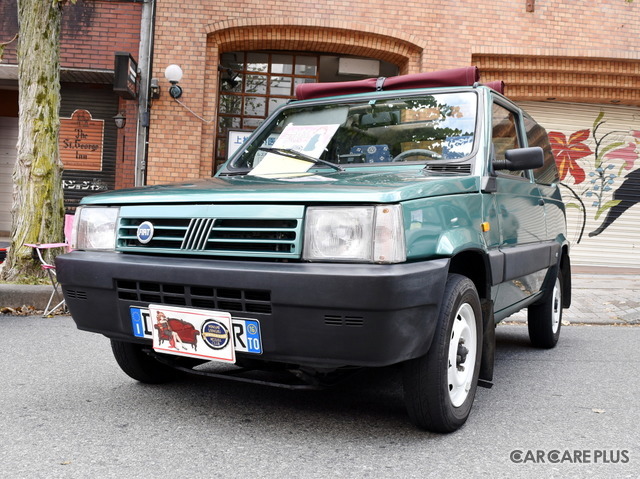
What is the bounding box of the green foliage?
[595,200,622,220]
[592,111,605,129]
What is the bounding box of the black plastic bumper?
[56,251,449,368]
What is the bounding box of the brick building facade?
[0,0,142,235]
[146,0,639,184]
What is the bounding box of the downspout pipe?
[134,0,156,186]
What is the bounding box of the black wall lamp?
[149,78,160,99]
[114,112,127,164]
[113,112,126,129]
[165,64,183,99]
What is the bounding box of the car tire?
[528,270,562,349]
[110,339,181,384]
[403,274,482,433]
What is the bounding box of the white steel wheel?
[528,270,563,349]
[403,274,483,433]
[447,302,477,408]
[549,277,562,334]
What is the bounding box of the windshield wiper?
[258,147,344,172]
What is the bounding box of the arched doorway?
[207,22,425,170]
[215,51,400,167]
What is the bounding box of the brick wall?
[61,0,142,70]
[63,0,143,190]
[0,0,18,62]
[114,98,138,189]
[1,0,143,191]
[1,0,142,70]
[145,0,639,184]
[5,0,639,185]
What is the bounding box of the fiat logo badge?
[136,221,154,244]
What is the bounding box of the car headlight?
[303,205,406,263]
[73,206,120,250]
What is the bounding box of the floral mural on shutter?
[549,113,640,242]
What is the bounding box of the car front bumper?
[56,251,449,368]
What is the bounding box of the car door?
[525,114,567,243]
[489,100,549,314]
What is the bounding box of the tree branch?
[0,33,18,60]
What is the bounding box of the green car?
[57,67,571,433]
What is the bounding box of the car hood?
[81,168,480,205]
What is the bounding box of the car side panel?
[403,193,486,259]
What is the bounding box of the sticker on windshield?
[249,124,340,176]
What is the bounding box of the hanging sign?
[59,109,104,171]
[113,52,138,99]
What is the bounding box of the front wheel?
[111,339,182,384]
[403,274,482,433]
[528,271,563,349]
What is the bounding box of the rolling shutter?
[519,101,640,269]
[0,116,18,235]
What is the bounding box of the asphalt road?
[1,315,638,479]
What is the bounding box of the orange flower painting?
[548,130,592,184]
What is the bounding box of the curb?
[0,284,56,311]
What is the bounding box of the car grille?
[116,280,272,314]
[116,204,304,259]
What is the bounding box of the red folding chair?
[24,242,69,317]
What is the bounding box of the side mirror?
[493,146,544,172]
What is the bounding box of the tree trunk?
[3,0,65,281]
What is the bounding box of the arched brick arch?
[205,19,425,72]
[196,19,427,176]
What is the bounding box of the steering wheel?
[392,149,442,162]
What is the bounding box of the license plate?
[130,306,262,362]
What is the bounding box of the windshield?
[227,91,477,175]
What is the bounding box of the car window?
[524,115,559,185]
[491,103,525,178]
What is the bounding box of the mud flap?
[478,299,495,387]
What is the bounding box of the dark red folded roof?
[295,66,503,100]
[483,80,505,94]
